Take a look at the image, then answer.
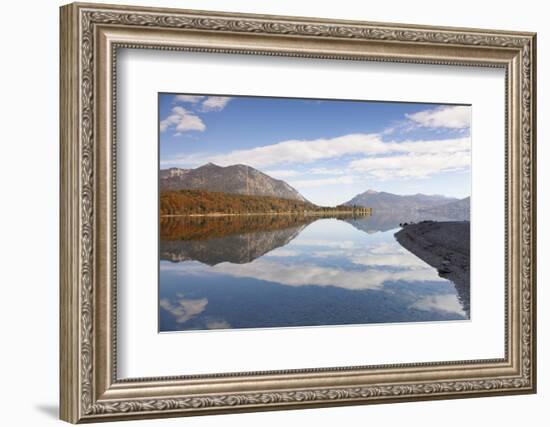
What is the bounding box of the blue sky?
[159,94,471,206]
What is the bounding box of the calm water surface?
[159,215,468,332]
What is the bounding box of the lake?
[159,215,469,332]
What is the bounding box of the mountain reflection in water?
[160,215,315,265]
[159,214,469,332]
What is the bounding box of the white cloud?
[160,151,213,167]
[392,137,470,154]
[174,95,205,104]
[347,137,470,179]
[290,175,355,188]
[308,167,346,176]
[160,106,206,134]
[160,130,470,181]
[208,133,386,168]
[350,151,470,179]
[264,167,346,180]
[263,169,301,179]
[406,106,470,129]
[165,95,231,136]
[174,95,231,111]
[201,96,232,112]
[207,135,470,180]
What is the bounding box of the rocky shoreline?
[394,220,470,315]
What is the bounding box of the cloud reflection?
[205,319,231,329]
[410,294,466,316]
[215,260,442,290]
[164,258,443,292]
[159,295,208,324]
[351,248,430,269]
[159,220,468,331]
[162,233,448,291]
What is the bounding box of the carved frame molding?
[60,2,536,423]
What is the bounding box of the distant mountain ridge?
[339,191,470,234]
[160,164,469,220]
[160,163,307,202]
[419,197,470,221]
[344,189,458,213]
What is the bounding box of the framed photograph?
[60,2,537,423]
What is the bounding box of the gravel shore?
[394,221,470,315]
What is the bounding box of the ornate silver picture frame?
[60,2,536,423]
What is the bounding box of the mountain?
[418,197,470,221]
[160,163,307,202]
[344,190,457,213]
[160,189,316,216]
